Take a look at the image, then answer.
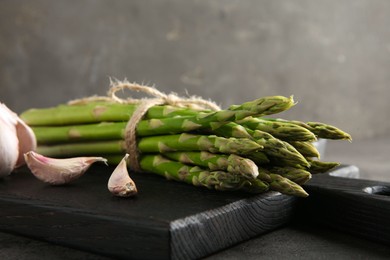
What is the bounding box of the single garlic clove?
[108,154,138,197]
[0,103,20,177]
[15,117,37,168]
[24,151,107,185]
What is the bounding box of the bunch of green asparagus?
[20,95,351,197]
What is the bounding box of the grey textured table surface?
[1,136,390,259]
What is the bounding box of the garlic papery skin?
[24,151,107,185]
[0,104,19,177]
[0,102,37,177]
[108,154,138,197]
[15,117,37,168]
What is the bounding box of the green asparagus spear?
[228,95,295,117]
[100,152,311,197]
[261,118,351,141]
[139,154,269,193]
[306,158,340,173]
[267,166,312,185]
[138,133,262,156]
[209,123,309,167]
[32,122,126,144]
[36,133,263,158]
[31,117,253,144]
[21,95,295,126]
[256,168,308,197]
[306,122,352,141]
[288,141,320,158]
[163,151,259,179]
[251,130,309,167]
[36,140,125,157]
[238,117,317,142]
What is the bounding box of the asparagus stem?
[261,118,351,141]
[36,133,262,158]
[251,130,309,167]
[21,102,203,126]
[104,152,311,197]
[306,122,352,141]
[32,122,126,144]
[137,133,262,156]
[246,152,270,165]
[37,140,125,157]
[256,168,308,197]
[267,166,312,185]
[139,154,269,193]
[210,123,309,167]
[21,102,138,126]
[288,141,320,158]
[30,111,255,138]
[32,119,249,144]
[238,117,317,142]
[306,158,340,173]
[163,151,259,179]
[21,95,294,126]
[267,173,308,197]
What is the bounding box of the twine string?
[69,79,221,171]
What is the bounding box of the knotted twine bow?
[69,79,221,171]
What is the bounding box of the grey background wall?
[1,0,389,140]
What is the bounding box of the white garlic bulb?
[0,103,37,177]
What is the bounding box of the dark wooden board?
[0,165,296,260]
[296,165,390,246]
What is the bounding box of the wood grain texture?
[296,165,390,246]
[171,192,295,260]
[0,165,296,259]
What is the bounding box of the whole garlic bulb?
[0,103,37,177]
